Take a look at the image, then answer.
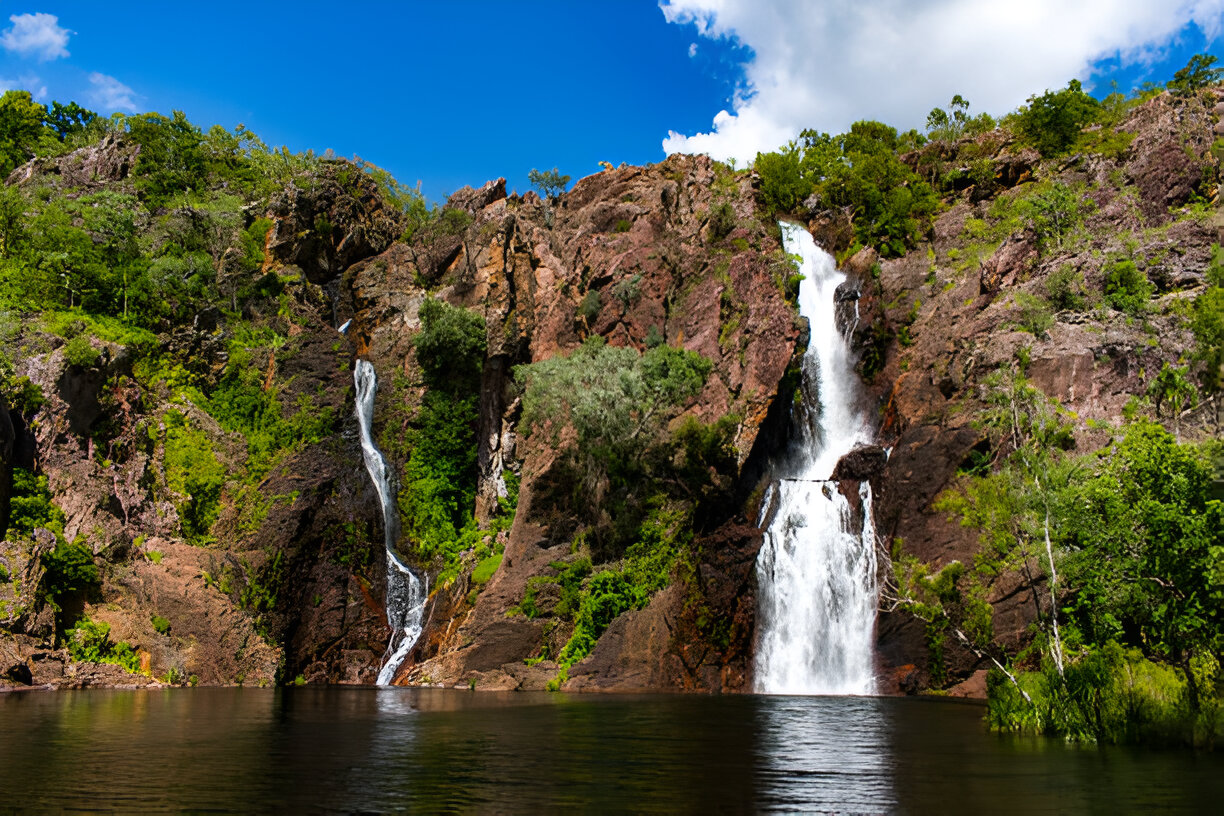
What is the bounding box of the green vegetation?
[1012,80,1101,157]
[517,338,721,551]
[1102,259,1154,314]
[6,467,65,540]
[556,507,688,668]
[1020,182,1093,252]
[394,298,498,584]
[896,362,1223,746]
[162,411,227,544]
[755,122,938,256]
[64,618,141,674]
[528,167,571,201]
[1168,54,1223,96]
[1191,247,1224,404]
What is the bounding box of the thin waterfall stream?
[754,222,879,695]
[354,359,427,686]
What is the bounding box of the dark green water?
[0,688,1218,814]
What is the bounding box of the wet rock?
[830,445,888,482]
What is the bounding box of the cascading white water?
[754,222,878,696]
[354,359,427,686]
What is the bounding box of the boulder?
[831,445,888,482]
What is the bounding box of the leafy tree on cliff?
[925,95,994,142]
[1168,53,1224,95]
[0,90,54,177]
[528,167,570,201]
[516,337,713,552]
[1013,80,1101,157]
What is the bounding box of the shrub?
[1045,265,1088,311]
[41,539,98,605]
[63,333,100,368]
[754,149,808,213]
[162,411,226,543]
[7,467,65,540]
[577,289,601,323]
[414,298,486,392]
[64,618,141,674]
[707,202,737,241]
[528,167,570,200]
[151,614,171,635]
[1013,80,1101,157]
[1014,292,1054,336]
[1103,260,1153,314]
[1022,183,1092,252]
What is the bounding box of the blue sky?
[0,2,1219,202]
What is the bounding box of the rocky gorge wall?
[3,85,1221,695]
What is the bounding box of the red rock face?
[3,88,1217,695]
[348,155,803,691]
[860,88,1222,692]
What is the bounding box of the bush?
[1045,265,1089,311]
[62,333,100,368]
[1014,292,1054,336]
[6,467,65,540]
[150,614,171,635]
[707,202,737,242]
[1013,80,1101,157]
[988,644,1221,746]
[1103,260,1153,314]
[1022,183,1092,252]
[162,411,226,543]
[41,539,98,605]
[414,298,486,392]
[64,618,142,674]
[755,149,808,213]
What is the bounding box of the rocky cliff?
[2,85,1221,695]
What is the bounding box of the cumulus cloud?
[0,74,47,100]
[87,72,139,113]
[689,42,699,57]
[1,12,70,61]
[660,0,1224,162]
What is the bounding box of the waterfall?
[754,222,878,696]
[353,359,427,686]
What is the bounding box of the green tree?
[1146,363,1197,439]
[1022,183,1092,252]
[1167,53,1223,96]
[1060,422,1223,712]
[1103,259,1154,314]
[1014,80,1101,157]
[0,90,51,176]
[45,101,98,141]
[528,167,570,200]
[754,147,808,212]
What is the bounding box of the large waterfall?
[354,359,427,686]
[754,222,878,696]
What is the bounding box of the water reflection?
[754,695,897,812]
[1,688,1220,813]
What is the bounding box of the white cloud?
[87,72,139,113]
[689,42,699,57]
[660,0,1224,162]
[1,12,70,61]
[0,74,47,100]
